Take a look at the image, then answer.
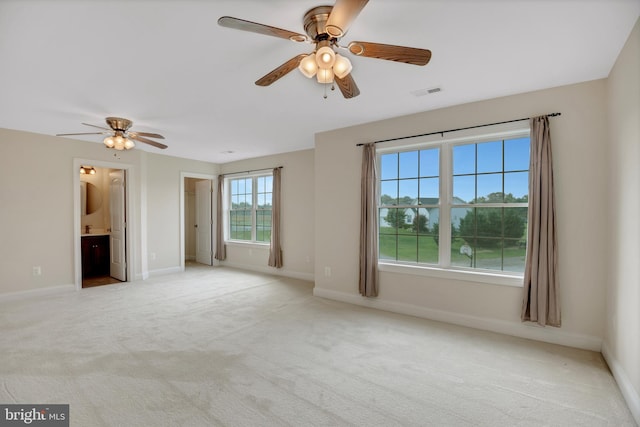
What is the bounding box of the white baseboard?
[0,284,75,302]
[602,340,640,425]
[221,261,314,282]
[313,287,602,352]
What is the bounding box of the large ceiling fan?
[218,0,432,98]
[57,117,167,150]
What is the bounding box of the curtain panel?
[521,115,560,327]
[359,143,379,297]
[214,174,226,261]
[268,167,283,268]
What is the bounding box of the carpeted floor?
[0,264,635,426]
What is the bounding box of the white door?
[195,179,213,265]
[109,170,127,281]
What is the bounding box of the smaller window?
[228,174,272,243]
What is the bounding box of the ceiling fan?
[57,117,167,150]
[218,0,432,99]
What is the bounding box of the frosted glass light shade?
[103,136,115,148]
[298,54,318,78]
[316,68,334,84]
[124,138,135,150]
[333,54,352,79]
[315,46,335,69]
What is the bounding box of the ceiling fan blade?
[218,16,308,42]
[335,74,360,99]
[81,122,111,131]
[325,0,369,38]
[255,54,307,87]
[56,132,108,137]
[129,134,168,149]
[348,41,432,66]
[129,131,165,140]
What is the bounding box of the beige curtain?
[521,116,560,326]
[359,143,379,297]
[268,168,283,268]
[214,174,226,261]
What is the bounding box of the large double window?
[228,174,273,243]
[378,127,530,276]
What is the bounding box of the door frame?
[74,158,134,290]
[180,172,216,271]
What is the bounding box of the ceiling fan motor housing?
[303,6,335,41]
[106,117,133,132]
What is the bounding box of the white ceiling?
[1,0,638,163]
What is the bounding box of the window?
[378,127,530,276]
[228,174,272,243]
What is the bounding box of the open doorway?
[181,174,215,269]
[74,159,132,289]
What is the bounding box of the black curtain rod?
[356,112,561,146]
[222,166,282,177]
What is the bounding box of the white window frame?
[225,172,273,246]
[376,122,530,287]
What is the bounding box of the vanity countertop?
[81,232,110,237]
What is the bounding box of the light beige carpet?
[0,264,635,426]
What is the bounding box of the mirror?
[80,182,102,215]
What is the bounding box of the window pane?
[380,181,398,205]
[245,178,252,193]
[477,140,502,173]
[505,207,528,241]
[264,175,273,192]
[453,144,475,175]
[503,238,526,273]
[457,208,476,239]
[451,207,471,232]
[380,208,404,233]
[504,137,530,171]
[420,148,439,177]
[453,175,475,204]
[418,235,438,264]
[477,174,502,202]
[504,172,528,201]
[379,234,397,260]
[451,238,475,268]
[380,153,398,180]
[256,210,271,242]
[475,239,503,271]
[397,235,417,262]
[419,178,439,202]
[476,207,503,240]
[412,207,431,235]
[399,151,419,179]
[398,179,418,203]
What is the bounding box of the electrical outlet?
[32,266,42,276]
[324,266,331,277]
[150,252,156,260]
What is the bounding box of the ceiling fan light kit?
[217,0,431,99]
[57,116,168,151]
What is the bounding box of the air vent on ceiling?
[411,86,442,97]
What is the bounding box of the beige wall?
[220,149,315,280]
[315,79,610,349]
[0,129,218,292]
[605,18,640,423]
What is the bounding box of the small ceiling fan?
[218,0,432,99]
[57,117,167,150]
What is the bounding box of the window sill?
[378,261,524,287]
[225,240,270,250]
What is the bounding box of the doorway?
[181,174,215,269]
[74,159,132,289]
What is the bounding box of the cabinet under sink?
[81,235,110,279]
